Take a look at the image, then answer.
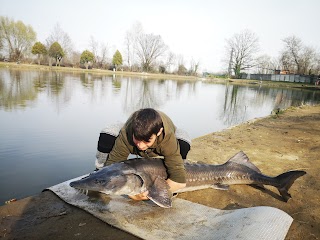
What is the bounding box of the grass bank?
[0,62,199,81]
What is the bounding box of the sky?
[1,0,319,72]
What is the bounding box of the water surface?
[1,68,319,205]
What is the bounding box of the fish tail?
[276,170,306,202]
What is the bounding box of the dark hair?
[132,108,163,142]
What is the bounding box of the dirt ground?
[184,104,320,240]
[0,104,319,240]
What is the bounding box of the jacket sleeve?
[160,133,186,183]
[107,130,131,165]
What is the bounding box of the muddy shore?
[0,104,319,240]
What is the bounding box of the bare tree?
[281,36,302,74]
[270,57,281,71]
[46,23,74,60]
[0,24,4,54]
[126,22,167,72]
[98,43,109,69]
[124,31,134,70]
[300,46,316,75]
[255,55,274,74]
[129,21,143,67]
[70,50,81,68]
[175,54,187,75]
[189,58,200,76]
[134,33,168,72]
[88,36,109,68]
[314,53,320,75]
[165,51,175,73]
[279,51,293,73]
[89,36,98,66]
[226,29,259,78]
[281,35,318,75]
[176,54,185,67]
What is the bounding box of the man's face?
[133,134,157,151]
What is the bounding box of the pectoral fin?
[147,177,172,208]
[212,183,229,190]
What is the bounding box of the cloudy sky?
[1,0,319,72]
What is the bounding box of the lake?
[1,68,320,205]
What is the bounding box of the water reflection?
[218,83,320,126]
[112,74,122,92]
[91,76,199,115]
[32,71,45,92]
[0,69,38,110]
[221,84,247,125]
[1,68,320,121]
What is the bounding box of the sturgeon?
[70,151,306,208]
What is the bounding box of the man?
[95,108,191,201]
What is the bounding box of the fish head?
[69,163,144,195]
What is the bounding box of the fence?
[242,74,318,84]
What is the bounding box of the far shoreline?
[1,61,320,91]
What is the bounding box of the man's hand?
[128,179,186,201]
[128,191,149,201]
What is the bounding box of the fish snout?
[69,179,86,189]
[69,181,78,188]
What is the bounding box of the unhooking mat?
[48,175,293,240]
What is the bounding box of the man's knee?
[96,133,116,169]
[175,128,191,159]
[97,133,117,153]
[178,139,191,159]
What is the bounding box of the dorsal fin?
[227,151,261,173]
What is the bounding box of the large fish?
[70,151,306,208]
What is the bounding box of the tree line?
[225,30,320,78]
[1,16,319,77]
[0,17,196,74]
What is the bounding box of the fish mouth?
[75,188,89,195]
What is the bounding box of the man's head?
[132,108,163,150]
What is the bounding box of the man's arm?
[107,130,131,164]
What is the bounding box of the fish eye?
[94,179,105,184]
